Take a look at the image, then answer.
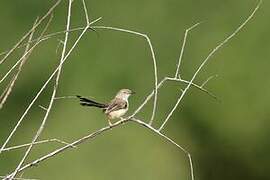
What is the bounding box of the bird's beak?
[131,91,136,94]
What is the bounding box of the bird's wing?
[105,98,127,114]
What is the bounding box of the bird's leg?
[107,119,113,126]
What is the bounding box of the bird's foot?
[108,120,113,127]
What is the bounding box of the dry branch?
[0,0,261,180]
[2,138,75,152]
[0,0,61,65]
[0,17,101,155]
[175,22,201,78]
[0,18,38,109]
[0,19,102,57]
[130,76,217,120]
[0,15,54,110]
[6,1,73,179]
[0,38,49,85]
[0,176,38,180]
[91,25,159,126]
[158,0,261,131]
[11,117,194,180]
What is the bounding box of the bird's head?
[116,89,135,100]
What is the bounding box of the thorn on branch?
[180,88,184,93]
[201,74,218,88]
[38,105,48,111]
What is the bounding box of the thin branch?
[158,0,261,131]
[15,118,129,174]
[0,38,49,85]
[0,17,101,85]
[0,176,38,180]
[130,76,217,119]
[166,77,218,100]
[91,25,158,126]
[38,105,48,111]
[0,18,99,154]
[81,0,90,25]
[54,95,77,100]
[175,22,201,78]
[38,96,77,111]
[14,117,194,180]
[7,1,73,178]
[0,14,54,109]
[2,138,76,152]
[130,118,194,180]
[201,74,218,88]
[0,1,261,179]
[0,18,102,57]
[39,96,77,109]
[0,0,61,65]
[0,18,38,109]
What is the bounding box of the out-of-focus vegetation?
[0,0,269,179]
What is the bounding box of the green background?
[0,0,269,179]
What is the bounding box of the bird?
[77,89,135,126]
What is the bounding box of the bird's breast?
[107,108,128,119]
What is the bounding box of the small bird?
[77,89,135,126]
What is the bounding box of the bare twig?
[81,0,90,25]
[38,96,77,110]
[91,25,158,126]
[0,1,261,180]
[0,38,49,85]
[38,105,48,111]
[158,0,261,131]
[54,95,77,100]
[0,17,101,85]
[0,0,61,65]
[175,22,201,79]
[166,77,218,100]
[0,18,38,109]
[7,1,73,179]
[0,17,100,154]
[201,74,218,88]
[14,118,129,174]
[14,117,194,180]
[2,138,76,152]
[0,15,54,109]
[130,76,217,119]
[0,176,38,180]
[0,18,102,57]
[130,118,194,180]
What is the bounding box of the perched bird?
[77,89,135,126]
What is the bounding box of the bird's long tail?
[76,95,107,108]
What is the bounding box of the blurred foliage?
[0,0,269,179]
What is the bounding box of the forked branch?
[0,0,61,65]
[2,138,75,152]
[0,1,261,180]
[0,17,102,155]
[158,0,261,131]
[175,22,201,78]
[91,25,159,126]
